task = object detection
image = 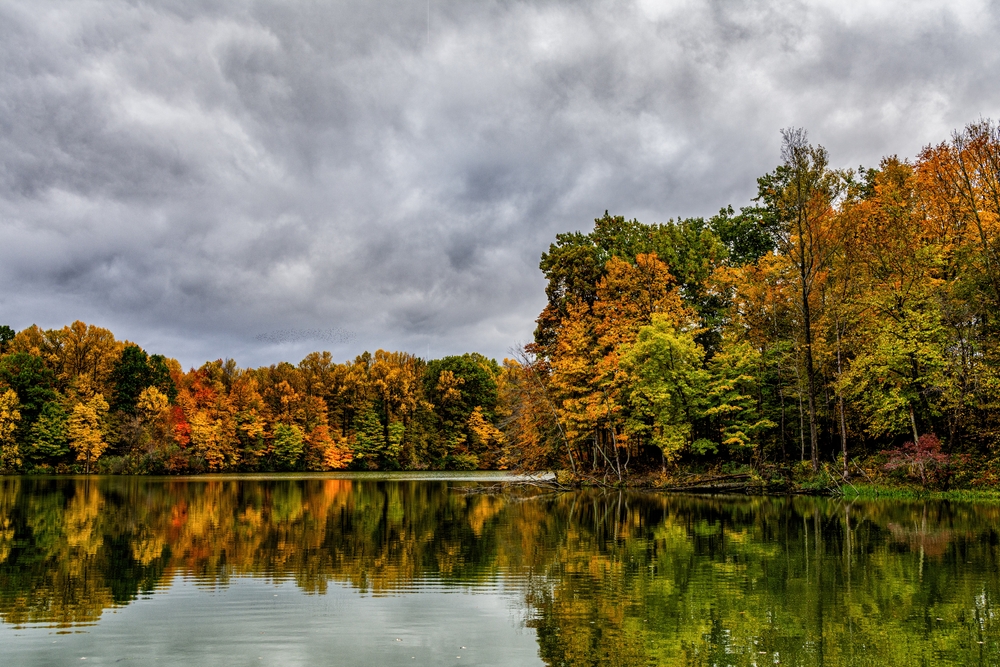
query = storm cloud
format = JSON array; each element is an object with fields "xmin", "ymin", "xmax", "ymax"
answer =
[{"xmin": 1, "ymin": 0, "xmax": 998, "ymax": 367}]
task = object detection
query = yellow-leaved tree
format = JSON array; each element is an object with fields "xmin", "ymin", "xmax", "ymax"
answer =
[
  {"xmin": 0, "ymin": 389, "xmax": 22, "ymax": 471},
  {"xmin": 467, "ymin": 406, "xmax": 504, "ymax": 468},
  {"xmin": 69, "ymin": 394, "xmax": 109, "ymax": 473},
  {"xmin": 188, "ymin": 409, "xmax": 238, "ymax": 471},
  {"xmin": 137, "ymin": 386, "xmax": 169, "ymax": 417},
  {"xmin": 136, "ymin": 386, "xmax": 171, "ymax": 453}
]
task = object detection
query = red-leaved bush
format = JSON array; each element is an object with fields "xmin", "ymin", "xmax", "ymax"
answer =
[{"xmin": 881, "ymin": 434, "xmax": 953, "ymax": 487}]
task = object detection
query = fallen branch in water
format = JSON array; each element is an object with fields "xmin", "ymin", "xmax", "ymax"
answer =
[
  {"xmin": 456, "ymin": 476, "xmax": 573, "ymax": 495},
  {"xmin": 654, "ymin": 471, "xmax": 800, "ymax": 495},
  {"xmin": 660, "ymin": 473, "xmax": 751, "ymax": 488}
]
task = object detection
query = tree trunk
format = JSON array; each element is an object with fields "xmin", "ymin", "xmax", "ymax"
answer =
[
  {"xmin": 800, "ymin": 250, "xmax": 820, "ymax": 471},
  {"xmin": 794, "ymin": 363, "xmax": 806, "ymax": 462},
  {"xmin": 836, "ymin": 321, "xmax": 849, "ymax": 479},
  {"xmin": 520, "ymin": 349, "xmax": 576, "ymax": 476}
]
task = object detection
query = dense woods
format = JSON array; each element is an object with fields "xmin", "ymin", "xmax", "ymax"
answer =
[
  {"xmin": 4, "ymin": 120, "xmax": 1000, "ymax": 483},
  {"xmin": 505, "ymin": 120, "xmax": 1000, "ymax": 486}
]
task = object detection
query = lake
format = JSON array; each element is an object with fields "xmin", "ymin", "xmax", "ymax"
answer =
[{"xmin": 0, "ymin": 474, "xmax": 997, "ymax": 666}]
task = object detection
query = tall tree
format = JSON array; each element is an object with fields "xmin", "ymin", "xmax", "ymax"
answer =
[{"xmin": 755, "ymin": 129, "xmax": 843, "ymax": 469}]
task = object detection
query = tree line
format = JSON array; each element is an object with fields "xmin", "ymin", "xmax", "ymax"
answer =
[
  {"xmin": 3, "ymin": 120, "xmax": 1000, "ymax": 480},
  {"xmin": 0, "ymin": 322, "xmax": 504, "ymax": 473}
]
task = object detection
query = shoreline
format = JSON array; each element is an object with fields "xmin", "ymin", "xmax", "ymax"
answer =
[{"xmin": 9, "ymin": 469, "xmax": 1000, "ymax": 503}]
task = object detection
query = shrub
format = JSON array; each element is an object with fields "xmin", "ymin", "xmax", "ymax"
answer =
[{"xmin": 881, "ymin": 434, "xmax": 954, "ymax": 488}]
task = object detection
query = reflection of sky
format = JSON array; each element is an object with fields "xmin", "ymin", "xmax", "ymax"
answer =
[{"xmin": 1, "ymin": 577, "xmax": 543, "ymax": 667}]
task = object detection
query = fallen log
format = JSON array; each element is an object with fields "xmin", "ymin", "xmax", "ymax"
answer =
[
  {"xmin": 661, "ymin": 473, "xmax": 751, "ymax": 488},
  {"xmin": 659, "ymin": 482, "xmax": 757, "ymax": 493}
]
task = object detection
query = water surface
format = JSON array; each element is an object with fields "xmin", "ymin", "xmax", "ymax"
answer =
[{"xmin": 0, "ymin": 475, "xmax": 997, "ymax": 665}]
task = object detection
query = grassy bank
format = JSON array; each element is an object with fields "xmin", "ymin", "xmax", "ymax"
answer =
[
  {"xmin": 573, "ymin": 462, "xmax": 1000, "ymax": 501},
  {"xmin": 836, "ymin": 483, "xmax": 1000, "ymax": 503}
]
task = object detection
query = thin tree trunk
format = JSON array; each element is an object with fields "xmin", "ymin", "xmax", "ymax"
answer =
[
  {"xmin": 593, "ymin": 434, "xmax": 599, "ymax": 472},
  {"xmin": 802, "ymin": 285, "xmax": 820, "ymax": 471},
  {"xmin": 610, "ymin": 424, "xmax": 622, "ymax": 484},
  {"xmin": 794, "ymin": 363, "xmax": 806, "ymax": 462},
  {"xmin": 778, "ymin": 352, "xmax": 788, "ymax": 460},
  {"xmin": 520, "ymin": 351, "xmax": 577, "ymax": 476},
  {"xmin": 954, "ymin": 144, "xmax": 1000, "ymax": 308},
  {"xmin": 836, "ymin": 320, "xmax": 849, "ymax": 479}
]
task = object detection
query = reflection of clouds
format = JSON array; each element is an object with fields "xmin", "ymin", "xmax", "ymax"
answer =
[
  {"xmin": 0, "ymin": 578, "xmax": 543, "ymax": 667},
  {"xmin": 255, "ymin": 328, "xmax": 356, "ymax": 345}
]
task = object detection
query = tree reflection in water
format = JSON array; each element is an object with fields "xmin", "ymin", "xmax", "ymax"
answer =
[{"xmin": 0, "ymin": 477, "xmax": 998, "ymax": 666}]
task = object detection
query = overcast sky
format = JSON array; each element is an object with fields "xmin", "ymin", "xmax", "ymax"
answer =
[{"xmin": 2, "ymin": 0, "xmax": 998, "ymax": 369}]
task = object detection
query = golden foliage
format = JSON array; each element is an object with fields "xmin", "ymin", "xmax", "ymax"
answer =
[
  {"xmin": 0, "ymin": 389, "xmax": 21, "ymax": 470},
  {"xmin": 68, "ymin": 394, "xmax": 109, "ymax": 472},
  {"xmin": 188, "ymin": 409, "xmax": 239, "ymax": 471},
  {"xmin": 436, "ymin": 370, "xmax": 465, "ymax": 405},
  {"xmin": 137, "ymin": 386, "xmax": 169, "ymax": 420}
]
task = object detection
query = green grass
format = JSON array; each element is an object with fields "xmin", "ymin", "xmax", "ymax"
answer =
[{"xmin": 838, "ymin": 483, "xmax": 1000, "ymax": 503}]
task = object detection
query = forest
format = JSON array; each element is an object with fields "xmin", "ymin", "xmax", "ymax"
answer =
[{"xmin": 3, "ymin": 120, "xmax": 1000, "ymax": 485}]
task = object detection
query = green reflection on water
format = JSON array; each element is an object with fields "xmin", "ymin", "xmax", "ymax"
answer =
[{"xmin": 1, "ymin": 476, "xmax": 998, "ymax": 666}]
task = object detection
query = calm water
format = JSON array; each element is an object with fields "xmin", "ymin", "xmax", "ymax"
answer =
[{"xmin": 0, "ymin": 475, "xmax": 998, "ymax": 666}]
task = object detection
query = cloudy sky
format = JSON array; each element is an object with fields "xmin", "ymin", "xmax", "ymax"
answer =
[{"xmin": 2, "ymin": 0, "xmax": 998, "ymax": 369}]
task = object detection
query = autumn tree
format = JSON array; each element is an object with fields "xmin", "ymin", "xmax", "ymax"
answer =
[
  {"xmin": 835, "ymin": 158, "xmax": 950, "ymax": 445},
  {"xmin": 920, "ymin": 121, "xmax": 1000, "ymax": 311},
  {"xmin": 497, "ymin": 353, "xmax": 572, "ymax": 472},
  {"xmin": 0, "ymin": 389, "xmax": 21, "ymax": 471},
  {"xmin": 711, "ymin": 253, "xmax": 799, "ymax": 460},
  {"xmin": 423, "ymin": 353, "xmax": 501, "ymax": 468},
  {"xmin": 47, "ymin": 321, "xmax": 123, "ymax": 397},
  {"xmin": 176, "ymin": 364, "xmax": 239, "ymax": 471},
  {"xmin": 69, "ymin": 394, "xmax": 109, "ymax": 473},
  {"xmin": 304, "ymin": 424, "xmax": 353, "ymax": 470},
  {"xmin": 228, "ymin": 374, "xmax": 268, "ymax": 467}
]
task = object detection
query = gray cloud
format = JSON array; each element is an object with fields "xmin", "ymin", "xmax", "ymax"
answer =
[{"xmin": 1, "ymin": 0, "xmax": 999, "ymax": 368}]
